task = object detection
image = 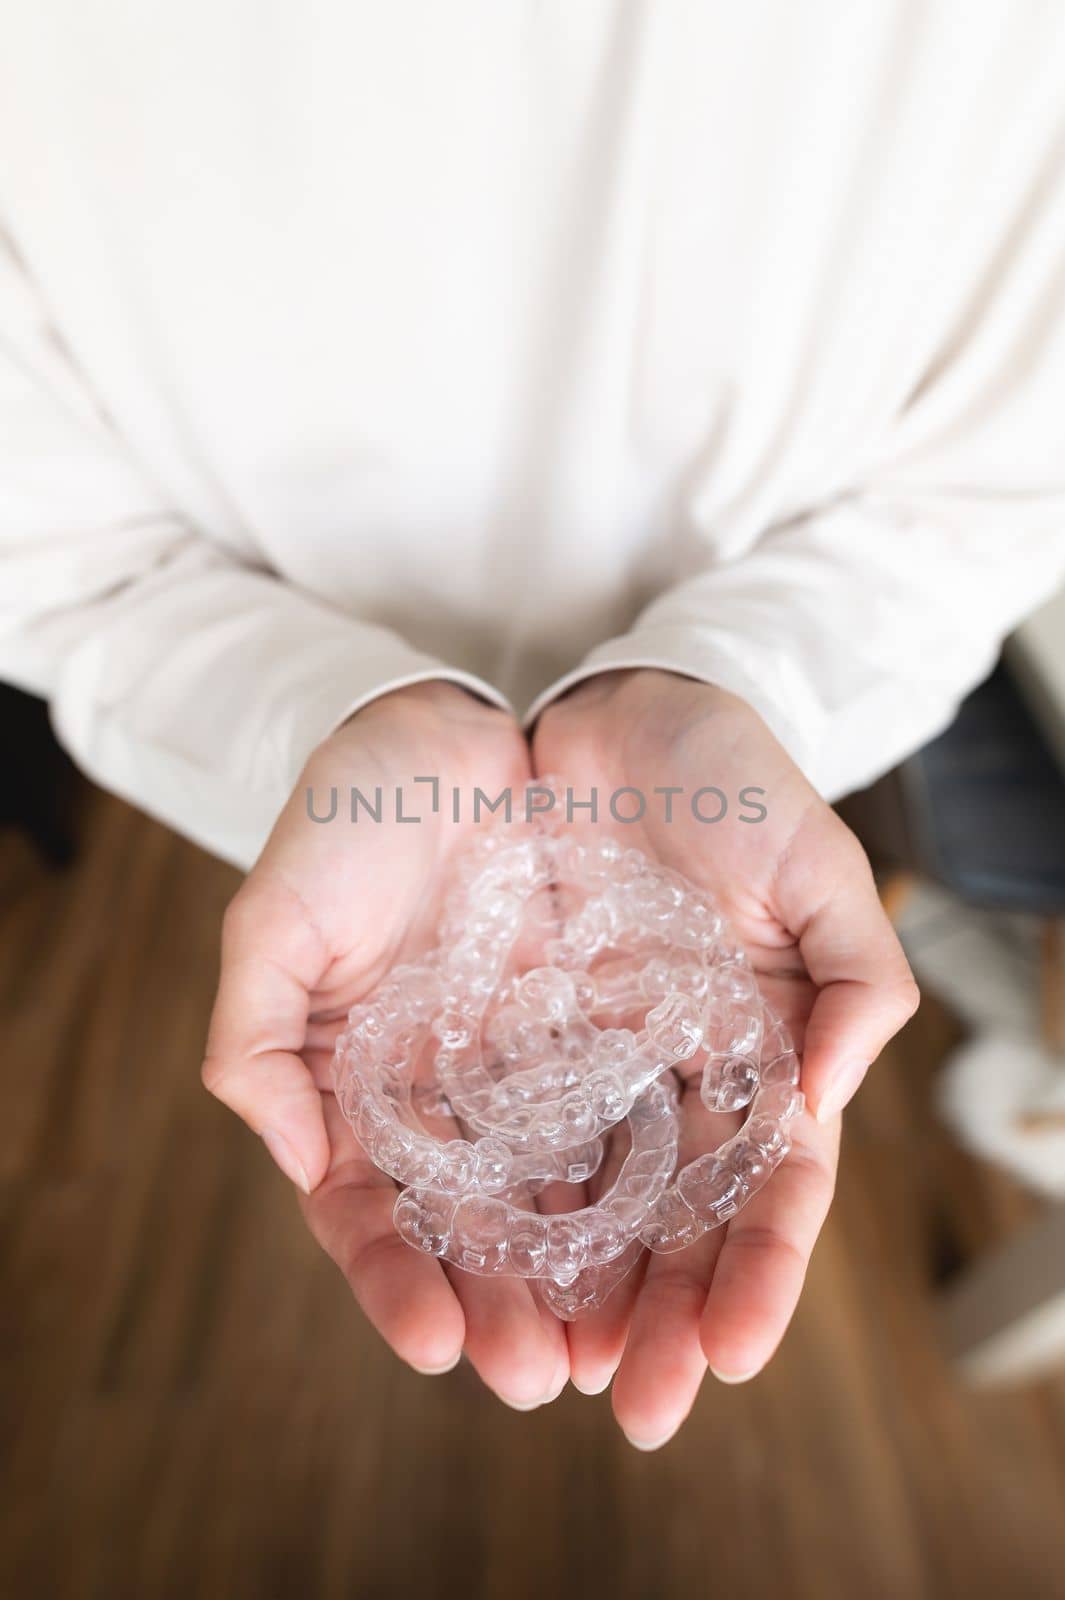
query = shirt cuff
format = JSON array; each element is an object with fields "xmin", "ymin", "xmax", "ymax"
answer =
[
  {"xmin": 287, "ymin": 655, "xmax": 514, "ymax": 779},
  {"xmin": 522, "ymin": 625, "xmax": 823, "ymax": 781}
]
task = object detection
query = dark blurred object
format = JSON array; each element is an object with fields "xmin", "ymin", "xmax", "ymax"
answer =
[
  {"xmin": 0, "ymin": 682, "xmax": 83, "ymax": 867},
  {"xmin": 838, "ymin": 663, "xmax": 1065, "ymax": 916},
  {"xmin": 840, "ymin": 659, "xmax": 1065, "ymax": 1387}
]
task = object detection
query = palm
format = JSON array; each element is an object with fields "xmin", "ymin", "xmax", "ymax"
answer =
[
  {"xmin": 206, "ymin": 673, "xmax": 914, "ymax": 1440},
  {"xmin": 531, "ymin": 670, "xmax": 915, "ymax": 1445},
  {"xmin": 206, "ymin": 685, "xmax": 570, "ymax": 1407}
]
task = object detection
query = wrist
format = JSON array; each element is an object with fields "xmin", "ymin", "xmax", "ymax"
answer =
[
  {"xmin": 541, "ymin": 668, "xmax": 751, "ymax": 731},
  {"xmin": 324, "ymin": 675, "xmax": 525, "ymax": 785},
  {"xmin": 352, "ymin": 677, "xmax": 484, "ymax": 721}
]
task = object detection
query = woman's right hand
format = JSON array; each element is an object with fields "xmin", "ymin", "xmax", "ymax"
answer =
[{"xmin": 202, "ymin": 682, "xmax": 570, "ymax": 1408}]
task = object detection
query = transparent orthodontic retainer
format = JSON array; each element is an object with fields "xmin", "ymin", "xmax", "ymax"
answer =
[{"xmin": 332, "ymin": 821, "xmax": 804, "ymax": 1318}]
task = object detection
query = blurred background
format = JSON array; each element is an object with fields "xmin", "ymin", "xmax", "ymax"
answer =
[{"xmin": 3, "ymin": 592, "xmax": 1065, "ymax": 1600}]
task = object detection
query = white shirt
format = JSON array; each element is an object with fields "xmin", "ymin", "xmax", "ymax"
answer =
[{"xmin": 2, "ymin": 1, "xmax": 1064, "ymax": 867}]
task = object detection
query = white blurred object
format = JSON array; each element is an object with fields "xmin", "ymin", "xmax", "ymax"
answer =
[
  {"xmin": 935, "ymin": 1032, "xmax": 1065, "ymax": 1198},
  {"xmin": 895, "ymin": 882, "xmax": 1040, "ymax": 1035},
  {"xmin": 893, "ymin": 882, "xmax": 1065, "ymax": 1197}
]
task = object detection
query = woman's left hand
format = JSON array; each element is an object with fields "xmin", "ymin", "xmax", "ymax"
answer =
[{"xmin": 532, "ymin": 669, "xmax": 919, "ymax": 1449}]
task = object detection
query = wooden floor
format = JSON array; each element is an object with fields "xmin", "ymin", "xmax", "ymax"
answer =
[{"xmin": 3, "ymin": 787, "xmax": 1065, "ymax": 1600}]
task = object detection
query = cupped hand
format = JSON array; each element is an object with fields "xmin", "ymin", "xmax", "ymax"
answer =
[
  {"xmin": 203, "ymin": 682, "xmax": 569, "ymax": 1408},
  {"xmin": 532, "ymin": 669, "xmax": 919, "ymax": 1446}
]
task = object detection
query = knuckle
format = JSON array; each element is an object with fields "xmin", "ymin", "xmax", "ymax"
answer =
[
  {"xmin": 837, "ymin": 822, "xmax": 874, "ymax": 878},
  {"xmin": 339, "ymin": 1225, "xmax": 407, "ymax": 1286},
  {"xmin": 896, "ymin": 972, "xmax": 921, "ymax": 1021},
  {"xmin": 783, "ymin": 1143, "xmax": 835, "ymax": 1194},
  {"xmin": 220, "ymin": 889, "xmax": 256, "ymax": 945},
  {"xmin": 728, "ymin": 1223, "xmax": 808, "ymax": 1277},
  {"xmin": 200, "ymin": 1052, "xmax": 230, "ymax": 1099},
  {"xmin": 642, "ymin": 1266, "xmax": 710, "ymax": 1317},
  {"xmin": 220, "ymin": 884, "xmax": 274, "ymax": 955}
]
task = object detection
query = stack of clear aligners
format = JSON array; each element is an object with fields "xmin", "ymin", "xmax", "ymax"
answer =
[{"xmin": 333, "ymin": 814, "xmax": 804, "ymax": 1319}]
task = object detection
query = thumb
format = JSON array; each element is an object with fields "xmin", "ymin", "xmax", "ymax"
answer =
[
  {"xmin": 778, "ymin": 819, "xmax": 920, "ymax": 1121},
  {"xmin": 202, "ymin": 883, "xmax": 332, "ymax": 1191}
]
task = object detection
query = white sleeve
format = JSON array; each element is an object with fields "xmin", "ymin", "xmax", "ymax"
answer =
[
  {"xmin": 526, "ymin": 160, "xmax": 1065, "ymax": 801},
  {"xmin": 0, "ymin": 236, "xmax": 508, "ymax": 869},
  {"xmin": 525, "ymin": 488, "xmax": 1065, "ymax": 802}
]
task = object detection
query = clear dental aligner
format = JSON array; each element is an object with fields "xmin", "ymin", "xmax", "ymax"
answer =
[
  {"xmin": 638, "ymin": 1012, "xmax": 804, "ymax": 1254},
  {"xmin": 393, "ymin": 1076, "xmax": 680, "ymax": 1285},
  {"xmin": 332, "ymin": 801, "xmax": 805, "ymax": 1316},
  {"xmin": 432, "ymin": 838, "xmax": 758, "ymax": 1147}
]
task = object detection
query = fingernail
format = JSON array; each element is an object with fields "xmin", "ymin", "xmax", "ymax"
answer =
[
  {"xmin": 710, "ymin": 1365, "xmax": 760, "ymax": 1385},
  {"xmin": 261, "ymin": 1127, "xmax": 311, "ymax": 1193},
  {"xmin": 542, "ymin": 1371, "xmax": 569, "ymax": 1405},
  {"xmin": 498, "ymin": 1394, "xmax": 544, "ymax": 1412},
  {"xmin": 571, "ymin": 1372, "xmax": 613, "ymax": 1396},
  {"xmin": 816, "ymin": 1060, "xmax": 868, "ymax": 1123},
  {"xmin": 622, "ymin": 1429, "xmax": 676, "ymax": 1453},
  {"xmin": 499, "ymin": 1369, "xmax": 568, "ymax": 1410},
  {"xmin": 410, "ymin": 1352, "xmax": 462, "ymax": 1376}
]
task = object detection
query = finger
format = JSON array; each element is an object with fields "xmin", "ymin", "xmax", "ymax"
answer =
[
  {"xmin": 303, "ymin": 1096, "xmax": 466, "ymax": 1373},
  {"xmin": 447, "ymin": 1267, "xmax": 569, "ymax": 1410},
  {"xmin": 203, "ymin": 883, "xmax": 332, "ymax": 1191},
  {"xmin": 777, "ymin": 819, "xmax": 919, "ymax": 1120},
  {"xmin": 565, "ymin": 1251, "xmax": 645, "ymax": 1395},
  {"xmin": 610, "ymin": 1224, "xmax": 724, "ymax": 1451},
  {"xmin": 378, "ymin": 1031, "xmax": 571, "ymax": 1409},
  {"xmin": 559, "ymin": 1119, "xmax": 642, "ymax": 1395},
  {"xmin": 609, "ymin": 1090, "xmax": 736, "ymax": 1450},
  {"xmin": 699, "ymin": 1109, "xmax": 840, "ymax": 1381}
]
